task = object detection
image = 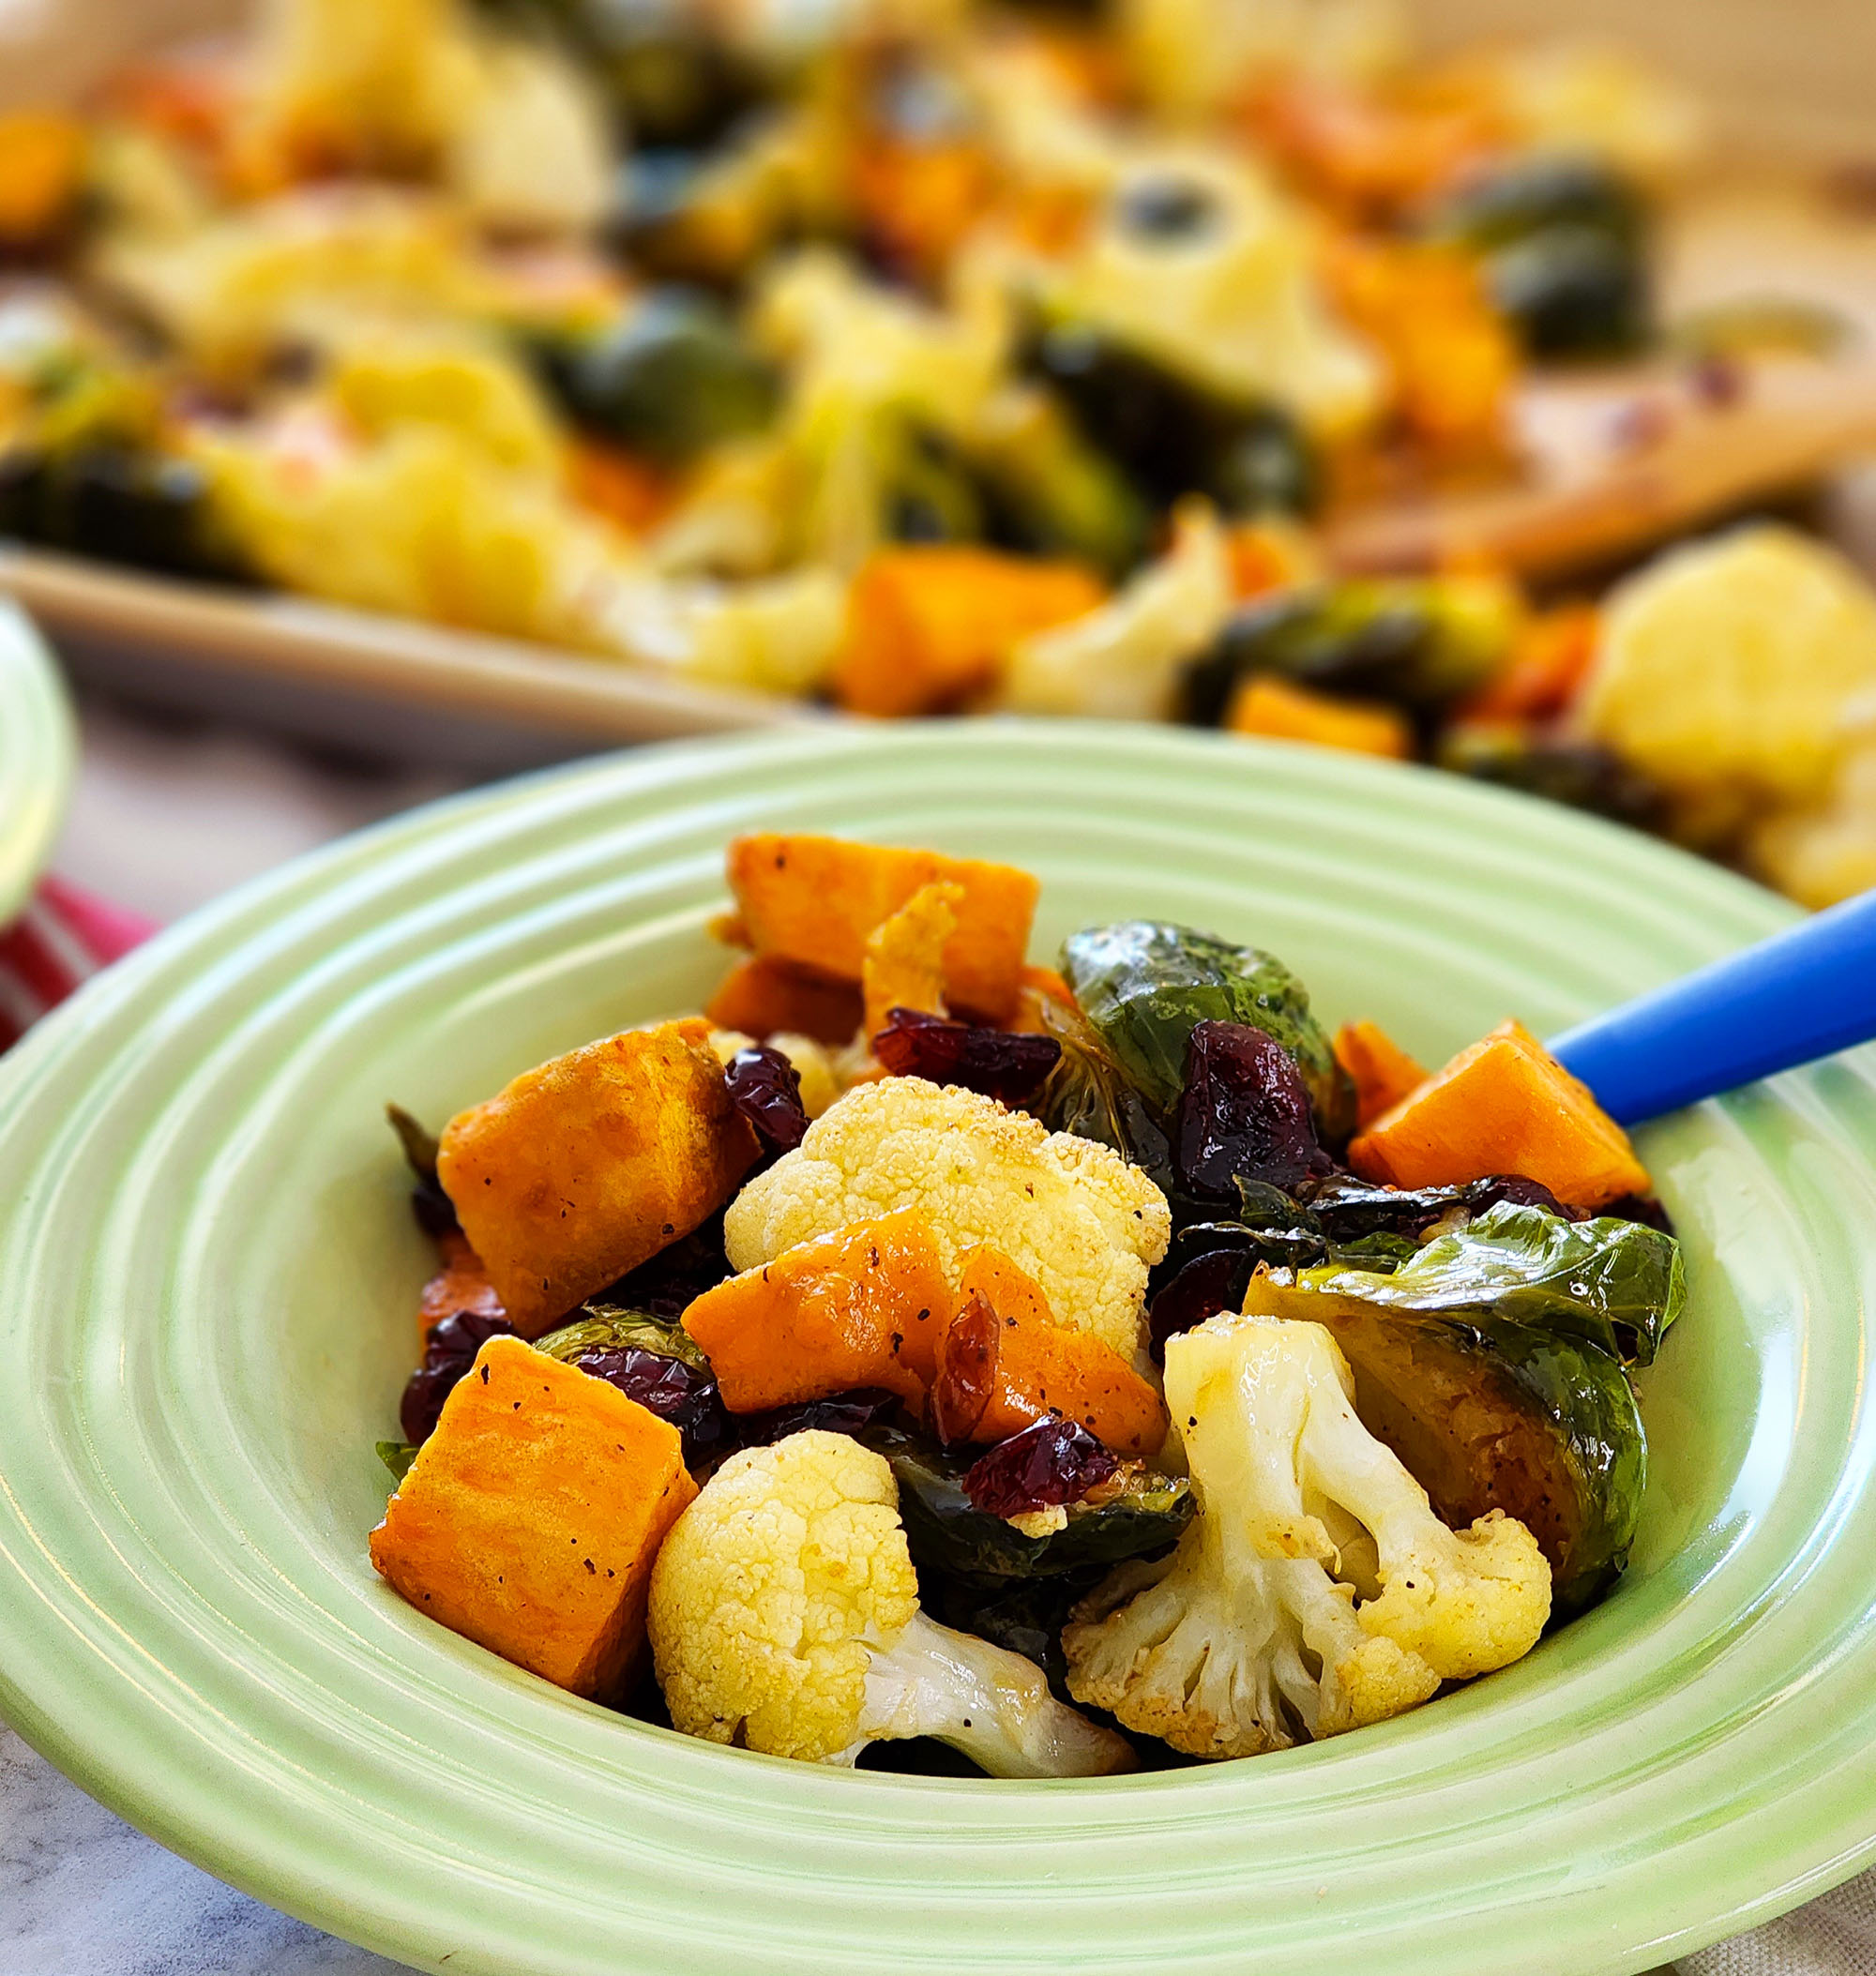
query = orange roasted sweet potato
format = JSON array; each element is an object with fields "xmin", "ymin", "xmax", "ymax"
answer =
[
  {"xmin": 683, "ymin": 1211, "xmax": 954, "ymax": 1413},
  {"xmin": 1348, "ymin": 1018, "xmax": 1649, "ymax": 1209},
  {"xmin": 1334, "ymin": 1019, "xmax": 1430, "ymax": 1132},
  {"xmin": 437, "ymin": 1018, "xmax": 758, "ymax": 1335},
  {"xmin": 370, "ymin": 1335, "xmax": 696, "ymax": 1699},
  {"xmin": 704, "ymin": 952, "xmax": 864, "ymax": 1047},
  {"xmin": 929, "ymin": 1248, "xmax": 1168, "ymax": 1457},
  {"xmin": 0, "ymin": 112, "xmax": 86, "ymax": 243},
  {"xmin": 834, "ymin": 548, "xmax": 1103, "ymax": 718},
  {"xmin": 1227, "ymin": 675, "xmax": 1412, "ymax": 760},
  {"xmin": 417, "ymin": 1229, "xmax": 507, "ymax": 1348},
  {"xmin": 725, "ymin": 835, "xmax": 1039, "ymax": 1021}
]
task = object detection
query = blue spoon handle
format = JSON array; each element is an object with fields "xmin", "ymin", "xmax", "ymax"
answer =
[{"xmin": 1548, "ymin": 889, "xmax": 1876, "ymax": 1127}]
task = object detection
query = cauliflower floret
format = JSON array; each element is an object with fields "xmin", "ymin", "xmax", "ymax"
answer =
[
  {"xmin": 1579, "ymin": 524, "xmax": 1876, "ymax": 847},
  {"xmin": 722, "ymin": 1077, "xmax": 1172, "ymax": 1361},
  {"xmin": 997, "ymin": 499, "xmax": 1233, "ymax": 719},
  {"xmin": 649, "ymin": 1431, "xmax": 1135, "ymax": 1775},
  {"xmin": 1063, "ymin": 1313, "xmax": 1550, "ymax": 1757}
]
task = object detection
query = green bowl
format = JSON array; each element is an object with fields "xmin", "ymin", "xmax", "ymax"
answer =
[
  {"xmin": 0, "ymin": 597, "xmax": 73, "ymax": 923},
  {"xmin": 1, "ymin": 723, "xmax": 1871, "ymax": 1976}
]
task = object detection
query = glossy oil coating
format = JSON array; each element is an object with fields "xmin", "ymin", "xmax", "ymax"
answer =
[{"xmin": 0, "ymin": 722, "xmax": 1871, "ymax": 1976}]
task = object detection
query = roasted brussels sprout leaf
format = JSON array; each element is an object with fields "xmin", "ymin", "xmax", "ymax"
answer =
[
  {"xmin": 1426, "ymin": 154, "xmax": 1646, "ymax": 254},
  {"xmin": 863, "ymin": 1426, "xmax": 1194, "ymax": 1581},
  {"xmin": 1487, "ymin": 227, "xmax": 1651, "ymax": 362},
  {"xmin": 1182, "ymin": 581, "xmax": 1507, "ymax": 726},
  {"xmin": 386, "ymin": 1102, "xmax": 457, "ymax": 1235},
  {"xmin": 1243, "ymin": 1275, "xmax": 1645, "ymax": 1613},
  {"xmin": 377, "ymin": 1440, "xmax": 419, "ymax": 1483},
  {"xmin": 1033, "ymin": 987, "xmax": 1179, "ymax": 1194},
  {"xmin": 1438, "ymin": 730, "xmax": 1667, "ymax": 831},
  {"xmin": 529, "ymin": 290, "xmax": 779, "ymax": 464},
  {"xmin": 1062, "ymin": 920, "xmax": 1355, "ymax": 1144},
  {"xmin": 737, "ymin": 1387, "xmax": 905, "ymax": 1446},
  {"xmin": 537, "ymin": 1305, "xmax": 712, "ymax": 1374},
  {"xmin": 1301, "ymin": 1171, "xmax": 1574, "ymax": 1241},
  {"xmin": 968, "ymin": 386, "xmax": 1152, "ymax": 578},
  {"xmin": 1300, "ymin": 1199, "xmax": 1685, "ymax": 1365},
  {"xmin": 0, "ymin": 442, "xmax": 252, "ymax": 582},
  {"xmin": 1025, "ymin": 320, "xmax": 1316, "ymax": 517}
]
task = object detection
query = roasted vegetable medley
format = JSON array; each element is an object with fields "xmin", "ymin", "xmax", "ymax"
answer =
[
  {"xmin": 6, "ymin": 0, "xmax": 1875, "ymax": 903},
  {"xmin": 371, "ymin": 832, "xmax": 1685, "ymax": 1772}
]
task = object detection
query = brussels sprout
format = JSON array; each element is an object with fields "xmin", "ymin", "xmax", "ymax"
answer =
[
  {"xmin": 863, "ymin": 1426, "xmax": 1194, "ymax": 1581},
  {"xmin": 1025, "ymin": 321, "xmax": 1317, "ymax": 518},
  {"xmin": 1438, "ymin": 727, "xmax": 1667, "ymax": 829},
  {"xmin": 1244, "ymin": 1276, "xmax": 1645, "ymax": 1613},
  {"xmin": 386, "ymin": 1102, "xmax": 457, "ymax": 1236},
  {"xmin": 528, "ymin": 291, "xmax": 779, "ymax": 463},
  {"xmin": 0, "ymin": 441, "xmax": 250, "ymax": 581},
  {"xmin": 1182, "ymin": 579, "xmax": 1512, "ymax": 725},
  {"xmin": 1061, "ymin": 920, "xmax": 1355, "ymax": 1144},
  {"xmin": 537, "ymin": 1304, "xmax": 712, "ymax": 1373},
  {"xmin": 1299, "ymin": 1199, "xmax": 1686, "ymax": 1366},
  {"xmin": 1425, "ymin": 154, "xmax": 1646, "ymax": 254},
  {"xmin": 967, "ymin": 386, "xmax": 1151, "ymax": 578},
  {"xmin": 377, "ymin": 1440, "xmax": 419, "ymax": 1482},
  {"xmin": 879, "ymin": 421, "xmax": 985, "ymax": 545},
  {"xmin": 1425, "ymin": 157, "xmax": 1652, "ymax": 361},
  {"xmin": 1486, "ymin": 224, "xmax": 1651, "ymax": 362}
]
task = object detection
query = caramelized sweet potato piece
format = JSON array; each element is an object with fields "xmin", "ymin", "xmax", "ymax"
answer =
[
  {"xmin": 862, "ymin": 881, "xmax": 961, "ymax": 1037},
  {"xmin": 437, "ymin": 1018, "xmax": 758, "ymax": 1335},
  {"xmin": 0, "ymin": 112, "xmax": 86, "ymax": 243},
  {"xmin": 725, "ymin": 835, "xmax": 1039, "ymax": 1022},
  {"xmin": 370, "ymin": 1335, "xmax": 696, "ymax": 1699},
  {"xmin": 930, "ymin": 1248, "xmax": 1168, "ymax": 1457},
  {"xmin": 1334, "ymin": 1019, "xmax": 1430, "ymax": 1132},
  {"xmin": 1227, "ymin": 675, "xmax": 1412, "ymax": 759},
  {"xmin": 1349, "ymin": 1018, "xmax": 1649, "ymax": 1209},
  {"xmin": 704, "ymin": 952, "xmax": 864, "ymax": 1047},
  {"xmin": 835, "ymin": 548, "xmax": 1103, "ymax": 718},
  {"xmin": 417, "ymin": 1229, "xmax": 507, "ymax": 1348},
  {"xmin": 683, "ymin": 1211, "xmax": 953, "ymax": 1413}
]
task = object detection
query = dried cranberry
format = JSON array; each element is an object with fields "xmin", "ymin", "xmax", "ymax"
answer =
[
  {"xmin": 399, "ymin": 1307, "xmax": 517, "ymax": 1444},
  {"xmin": 963, "ymin": 1417, "xmax": 1118, "ymax": 1519},
  {"xmin": 739, "ymin": 1387, "xmax": 905, "ymax": 1446},
  {"xmin": 724, "ymin": 1046, "xmax": 809, "ymax": 1161},
  {"xmin": 873, "ymin": 1007, "xmax": 1061, "ymax": 1108},
  {"xmin": 1602, "ymin": 1191, "xmax": 1675, "ymax": 1235},
  {"xmin": 595, "ymin": 1211, "xmax": 733, "ymax": 1320},
  {"xmin": 1148, "ymin": 1244, "xmax": 1255, "ymax": 1359},
  {"xmin": 572, "ymin": 1346, "xmax": 734, "ymax": 1466},
  {"xmin": 1174, "ymin": 1019, "xmax": 1324, "ymax": 1199}
]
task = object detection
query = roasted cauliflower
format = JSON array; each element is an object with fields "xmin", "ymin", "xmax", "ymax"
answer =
[
  {"xmin": 1062, "ymin": 1312, "xmax": 1551, "ymax": 1757},
  {"xmin": 648, "ymin": 1430, "xmax": 1136, "ymax": 1775},
  {"xmin": 722, "ymin": 1076, "xmax": 1172, "ymax": 1361}
]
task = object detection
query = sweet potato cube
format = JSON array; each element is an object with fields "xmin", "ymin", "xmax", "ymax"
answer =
[
  {"xmin": 370, "ymin": 1336, "xmax": 696, "ymax": 1699},
  {"xmin": 725, "ymin": 835, "xmax": 1039, "ymax": 1021},
  {"xmin": 1334, "ymin": 1019, "xmax": 1430, "ymax": 1132},
  {"xmin": 437, "ymin": 1018, "xmax": 757, "ymax": 1335},
  {"xmin": 683, "ymin": 1211, "xmax": 952, "ymax": 1413},
  {"xmin": 1348, "ymin": 1018, "xmax": 1650, "ymax": 1209},
  {"xmin": 834, "ymin": 547, "xmax": 1103, "ymax": 718},
  {"xmin": 930, "ymin": 1247, "xmax": 1169, "ymax": 1457},
  {"xmin": 1226, "ymin": 675, "xmax": 1412, "ymax": 759},
  {"xmin": 704, "ymin": 952, "xmax": 863, "ymax": 1047}
]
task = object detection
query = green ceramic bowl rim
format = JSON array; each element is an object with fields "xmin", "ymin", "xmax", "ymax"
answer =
[
  {"xmin": 0, "ymin": 721, "xmax": 1871, "ymax": 1976},
  {"xmin": 0, "ymin": 596, "xmax": 73, "ymax": 924}
]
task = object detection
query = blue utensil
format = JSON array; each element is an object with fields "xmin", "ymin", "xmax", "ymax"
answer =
[{"xmin": 1549, "ymin": 888, "xmax": 1876, "ymax": 1126}]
